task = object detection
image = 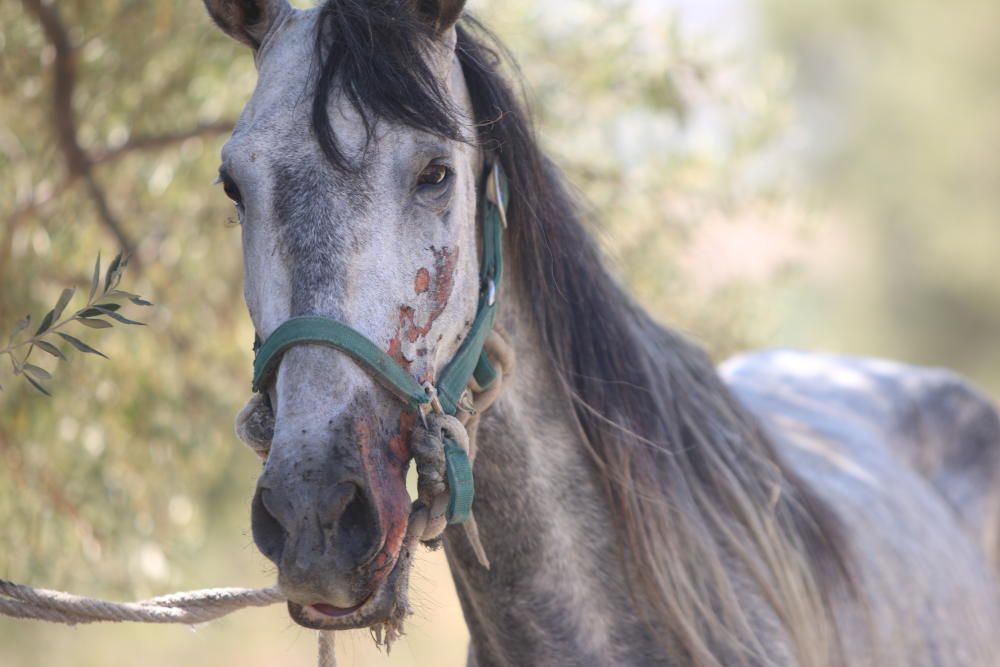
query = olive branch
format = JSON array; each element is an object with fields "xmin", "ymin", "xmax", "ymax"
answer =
[{"xmin": 0, "ymin": 252, "xmax": 152, "ymax": 396}]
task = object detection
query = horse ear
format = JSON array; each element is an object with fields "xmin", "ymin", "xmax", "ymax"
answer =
[
  {"xmin": 414, "ymin": 0, "xmax": 467, "ymax": 35},
  {"xmin": 202, "ymin": 0, "xmax": 291, "ymax": 50}
]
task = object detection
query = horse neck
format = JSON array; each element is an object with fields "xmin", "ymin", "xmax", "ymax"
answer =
[{"xmin": 441, "ymin": 282, "xmax": 667, "ymax": 666}]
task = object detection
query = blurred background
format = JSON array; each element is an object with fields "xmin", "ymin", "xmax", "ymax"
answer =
[{"xmin": 1, "ymin": 0, "xmax": 997, "ymax": 664}]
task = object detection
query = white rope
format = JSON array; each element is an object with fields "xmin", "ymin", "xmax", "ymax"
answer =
[
  {"xmin": 318, "ymin": 630, "xmax": 337, "ymax": 665},
  {"xmin": 0, "ymin": 580, "xmax": 283, "ymax": 624},
  {"xmin": 0, "ymin": 580, "xmax": 335, "ymax": 665}
]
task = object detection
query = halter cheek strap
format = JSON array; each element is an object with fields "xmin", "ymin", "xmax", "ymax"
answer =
[{"xmin": 250, "ymin": 161, "xmax": 509, "ymax": 525}]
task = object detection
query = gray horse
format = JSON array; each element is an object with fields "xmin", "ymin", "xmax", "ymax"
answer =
[{"xmin": 203, "ymin": 1, "xmax": 1000, "ymax": 664}]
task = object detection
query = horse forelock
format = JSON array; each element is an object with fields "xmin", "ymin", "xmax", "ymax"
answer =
[
  {"xmin": 305, "ymin": 4, "xmax": 855, "ymax": 665},
  {"xmin": 310, "ymin": 0, "xmax": 465, "ymax": 173}
]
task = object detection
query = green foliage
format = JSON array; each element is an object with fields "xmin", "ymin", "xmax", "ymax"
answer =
[
  {"xmin": 1, "ymin": 252, "xmax": 151, "ymax": 395},
  {"xmin": 760, "ymin": 0, "xmax": 1000, "ymax": 391},
  {"xmin": 479, "ymin": 0, "xmax": 804, "ymax": 355},
  {"xmin": 0, "ymin": 0, "xmax": 259, "ymax": 612}
]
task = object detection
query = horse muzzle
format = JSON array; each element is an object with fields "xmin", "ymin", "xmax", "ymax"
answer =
[
  {"xmin": 286, "ymin": 543, "xmax": 415, "ymax": 630},
  {"xmin": 249, "ymin": 408, "xmax": 414, "ymax": 626}
]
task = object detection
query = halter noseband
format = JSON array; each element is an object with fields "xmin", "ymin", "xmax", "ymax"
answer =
[{"xmin": 250, "ymin": 161, "xmax": 509, "ymax": 525}]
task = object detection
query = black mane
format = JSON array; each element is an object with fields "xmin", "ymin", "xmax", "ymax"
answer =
[
  {"xmin": 312, "ymin": 0, "xmax": 463, "ymax": 169},
  {"xmin": 309, "ymin": 3, "xmax": 851, "ymax": 664}
]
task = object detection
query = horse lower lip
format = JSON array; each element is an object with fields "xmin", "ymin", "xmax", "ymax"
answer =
[{"xmin": 310, "ymin": 599, "xmax": 368, "ymax": 617}]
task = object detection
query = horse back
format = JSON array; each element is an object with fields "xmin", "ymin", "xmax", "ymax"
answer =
[{"xmin": 721, "ymin": 349, "xmax": 1000, "ymax": 666}]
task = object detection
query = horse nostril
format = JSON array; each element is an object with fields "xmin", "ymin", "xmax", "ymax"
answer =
[
  {"xmin": 251, "ymin": 487, "xmax": 287, "ymax": 565},
  {"xmin": 336, "ymin": 484, "xmax": 381, "ymax": 568},
  {"xmin": 251, "ymin": 479, "xmax": 383, "ymax": 572}
]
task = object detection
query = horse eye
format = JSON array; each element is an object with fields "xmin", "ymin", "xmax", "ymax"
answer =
[
  {"xmin": 221, "ymin": 174, "xmax": 243, "ymax": 206},
  {"xmin": 417, "ymin": 163, "xmax": 451, "ymax": 187}
]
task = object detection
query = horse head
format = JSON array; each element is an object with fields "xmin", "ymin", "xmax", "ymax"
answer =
[{"xmin": 204, "ymin": 0, "xmax": 482, "ymax": 630}]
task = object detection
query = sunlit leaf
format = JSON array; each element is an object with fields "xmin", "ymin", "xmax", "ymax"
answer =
[
  {"xmin": 8, "ymin": 315, "xmax": 30, "ymax": 344},
  {"xmin": 79, "ymin": 303, "xmax": 121, "ymax": 317},
  {"xmin": 92, "ymin": 309, "xmax": 145, "ymax": 326},
  {"xmin": 22, "ymin": 363, "xmax": 52, "ymax": 381},
  {"xmin": 52, "ymin": 287, "xmax": 76, "ymax": 321},
  {"xmin": 109, "ymin": 291, "xmax": 154, "ymax": 307},
  {"xmin": 104, "ymin": 252, "xmax": 123, "ymax": 293},
  {"xmin": 77, "ymin": 318, "xmax": 113, "ymax": 329},
  {"xmin": 89, "ymin": 252, "xmax": 101, "ymax": 301},
  {"xmin": 34, "ymin": 340, "xmax": 66, "ymax": 360},
  {"xmin": 35, "ymin": 309, "xmax": 56, "ymax": 336},
  {"xmin": 56, "ymin": 332, "xmax": 109, "ymax": 358},
  {"xmin": 24, "ymin": 375, "xmax": 51, "ymax": 397}
]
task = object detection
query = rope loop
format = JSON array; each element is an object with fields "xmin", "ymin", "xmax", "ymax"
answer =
[{"xmin": 403, "ymin": 328, "xmax": 513, "ymax": 568}]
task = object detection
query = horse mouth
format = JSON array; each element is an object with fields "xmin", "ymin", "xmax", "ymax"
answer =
[
  {"xmin": 301, "ymin": 598, "xmax": 370, "ymax": 621},
  {"xmin": 285, "ymin": 544, "xmax": 412, "ymax": 631}
]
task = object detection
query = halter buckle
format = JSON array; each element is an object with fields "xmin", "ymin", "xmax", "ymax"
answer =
[
  {"xmin": 486, "ymin": 162, "xmax": 508, "ymax": 229},
  {"xmin": 421, "ymin": 381, "xmax": 444, "ymax": 416}
]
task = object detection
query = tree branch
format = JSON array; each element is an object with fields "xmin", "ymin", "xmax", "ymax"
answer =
[
  {"xmin": 91, "ymin": 121, "xmax": 235, "ymax": 166},
  {"xmin": 5, "ymin": 121, "xmax": 234, "ymax": 225},
  {"xmin": 82, "ymin": 172, "xmax": 133, "ymax": 254},
  {"xmin": 1, "ymin": 121, "xmax": 234, "ymax": 269},
  {"xmin": 8, "ymin": 2, "xmax": 234, "ymax": 271},
  {"xmin": 21, "ymin": 0, "xmax": 135, "ymax": 257},
  {"xmin": 21, "ymin": 0, "xmax": 87, "ymax": 177}
]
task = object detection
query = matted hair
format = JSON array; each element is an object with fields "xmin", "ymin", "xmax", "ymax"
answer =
[{"xmin": 309, "ymin": 2, "xmax": 853, "ymax": 664}]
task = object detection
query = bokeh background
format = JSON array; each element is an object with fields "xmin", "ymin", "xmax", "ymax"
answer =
[{"xmin": 1, "ymin": 0, "xmax": 998, "ymax": 665}]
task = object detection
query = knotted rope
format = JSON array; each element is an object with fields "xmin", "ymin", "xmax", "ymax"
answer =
[
  {"xmin": 0, "ymin": 328, "xmax": 514, "ymax": 667},
  {"xmin": 0, "ymin": 580, "xmax": 337, "ymax": 665},
  {"xmin": 406, "ymin": 329, "xmax": 515, "ymax": 568},
  {"xmin": 0, "ymin": 580, "xmax": 285, "ymax": 625}
]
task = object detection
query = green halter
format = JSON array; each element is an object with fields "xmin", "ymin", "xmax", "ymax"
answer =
[{"xmin": 251, "ymin": 161, "xmax": 508, "ymax": 525}]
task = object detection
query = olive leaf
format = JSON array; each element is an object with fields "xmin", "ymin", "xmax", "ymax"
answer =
[
  {"xmin": 109, "ymin": 290, "xmax": 153, "ymax": 307},
  {"xmin": 79, "ymin": 304, "xmax": 121, "ymax": 318},
  {"xmin": 56, "ymin": 333, "xmax": 109, "ymax": 359},
  {"xmin": 52, "ymin": 288, "xmax": 75, "ymax": 321},
  {"xmin": 34, "ymin": 340, "xmax": 66, "ymax": 360},
  {"xmin": 104, "ymin": 252, "xmax": 124, "ymax": 293},
  {"xmin": 24, "ymin": 375, "xmax": 51, "ymax": 396},
  {"xmin": 77, "ymin": 318, "xmax": 113, "ymax": 329},
  {"xmin": 89, "ymin": 252, "xmax": 101, "ymax": 301},
  {"xmin": 0, "ymin": 251, "xmax": 150, "ymax": 396},
  {"xmin": 8, "ymin": 315, "xmax": 30, "ymax": 345},
  {"xmin": 35, "ymin": 309, "xmax": 56, "ymax": 336},
  {"xmin": 94, "ymin": 310, "xmax": 145, "ymax": 327},
  {"xmin": 22, "ymin": 363, "xmax": 52, "ymax": 381}
]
